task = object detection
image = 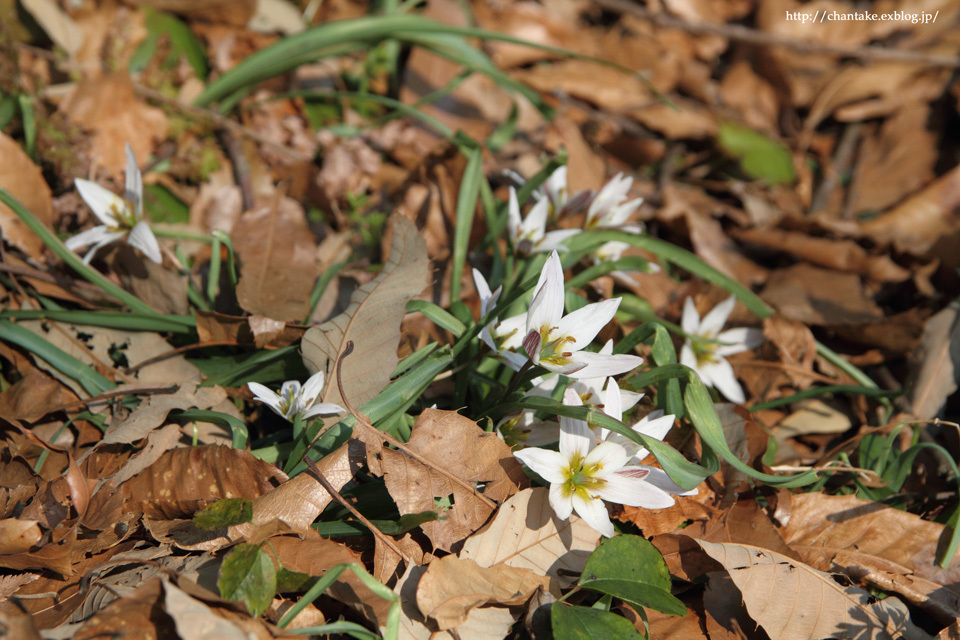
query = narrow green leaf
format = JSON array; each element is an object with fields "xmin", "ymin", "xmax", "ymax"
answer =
[
  {"xmin": 0, "ymin": 309, "xmax": 195, "ymax": 334},
  {"xmin": 0, "ymin": 320, "xmax": 114, "ymax": 395},
  {"xmin": 18, "ymin": 94, "xmax": 35, "ymax": 159},
  {"xmin": 580, "ymin": 536, "xmax": 686, "ymax": 616},
  {"xmin": 171, "ymin": 409, "xmax": 250, "ymax": 449},
  {"xmin": 450, "ymin": 146, "xmax": 483, "ymax": 302},
  {"xmin": 406, "ymin": 299, "xmax": 466, "ymax": 336},
  {"xmin": 218, "ymin": 544, "xmax": 277, "ymax": 618},
  {"xmin": 551, "ymin": 603, "xmax": 643, "ymax": 639},
  {"xmin": 193, "ymin": 498, "xmax": 253, "ymax": 530}
]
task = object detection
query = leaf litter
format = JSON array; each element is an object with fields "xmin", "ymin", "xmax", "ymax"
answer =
[{"xmin": 0, "ymin": 0, "xmax": 959, "ymax": 639}]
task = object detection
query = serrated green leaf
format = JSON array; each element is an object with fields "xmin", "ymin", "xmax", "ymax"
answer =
[
  {"xmin": 218, "ymin": 544, "xmax": 277, "ymax": 617},
  {"xmin": 717, "ymin": 122, "xmax": 795, "ymax": 185},
  {"xmin": 580, "ymin": 536, "xmax": 686, "ymax": 616},
  {"xmin": 551, "ymin": 603, "xmax": 643, "ymax": 639},
  {"xmin": 193, "ymin": 498, "xmax": 253, "ymax": 530}
]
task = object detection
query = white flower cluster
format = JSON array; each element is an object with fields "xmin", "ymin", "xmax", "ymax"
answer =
[{"xmin": 507, "ymin": 167, "xmax": 645, "ymax": 265}]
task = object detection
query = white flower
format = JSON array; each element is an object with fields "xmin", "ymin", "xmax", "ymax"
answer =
[
  {"xmin": 247, "ymin": 371, "xmax": 345, "ymax": 423},
  {"xmin": 592, "ymin": 379, "xmax": 697, "ymax": 498},
  {"xmin": 522, "ymin": 252, "xmax": 644, "ymax": 379},
  {"xmin": 585, "ymin": 173, "xmax": 644, "ymax": 231},
  {"xmin": 570, "ymin": 340, "xmax": 643, "ymax": 410},
  {"xmin": 65, "ymin": 143, "xmax": 162, "ymax": 265},
  {"xmin": 496, "ymin": 375, "xmax": 560, "ymax": 448},
  {"xmin": 680, "ymin": 296, "xmax": 764, "ymax": 404},
  {"xmin": 513, "ymin": 388, "xmax": 675, "ymax": 537},
  {"xmin": 472, "ymin": 268, "xmax": 529, "ymax": 371},
  {"xmin": 507, "ymin": 187, "xmax": 580, "ymax": 255}
]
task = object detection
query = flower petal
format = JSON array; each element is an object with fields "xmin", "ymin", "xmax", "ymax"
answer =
[
  {"xmin": 533, "ymin": 229, "xmax": 580, "ymax": 253},
  {"xmin": 571, "ymin": 492, "xmax": 614, "ymax": 537},
  {"xmin": 127, "ymin": 220, "xmax": 162, "ymax": 264},
  {"xmin": 680, "ymin": 342, "xmax": 701, "ymax": 377},
  {"xmin": 247, "ymin": 382, "xmax": 285, "ymax": 416},
  {"xmin": 716, "ymin": 327, "xmax": 764, "ymax": 356},
  {"xmin": 598, "ymin": 471, "xmax": 675, "ymax": 509},
  {"xmin": 64, "ymin": 225, "xmax": 121, "ymax": 251},
  {"xmin": 124, "ymin": 143, "xmax": 143, "ymax": 218},
  {"xmin": 521, "ymin": 197, "xmax": 549, "ymax": 242},
  {"xmin": 562, "ymin": 351, "xmax": 644, "ymax": 379},
  {"xmin": 549, "ymin": 482, "xmax": 574, "ymax": 520},
  {"xmin": 554, "ymin": 298, "xmax": 620, "ymax": 348},
  {"xmin": 602, "ymin": 378, "xmax": 622, "ymax": 422},
  {"xmin": 699, "ymin": 296, "xmax": 736, "ymax": 338},
  {"xmin": 640, "ymin": 466, "xmax": 699, "ymax": 496},
  {"xmin": 526, "ymin": 251, "xmax": 565, "ymax": 337},
  {"xmin": 303, "ymin": 402, "xmax": 346, "ymax": 419},
  {"xmin": 300, "ymin": 371, "xmax": 327, "ymax": 404},
  {"xmin": 701, "ymin": 357, "xmax": 745, "ymax": 404},
  {"xmin": 559, "ymin": 410, "xmax": 593, "ymax": 461},
  {"xmin": 681, "ymin": 297, "xmax": 700, "ymax": 335},
  {"xmin": 507, "ymin": 187, "xmax": 522, "ymax": 243},
  {"xmin": 75, "ymin": 179, "xmax": 127, "ymax": 227},
  {"xmin": 583, "ymin": 441, "xmax": 629, "ymax": 478},
  {"xmin": 631, "ymin": 413, "xmax": 676, "ymax": 443},
  {"xmin": 514, "ymin": 447, "xmax": 568, "ymax": 484}
]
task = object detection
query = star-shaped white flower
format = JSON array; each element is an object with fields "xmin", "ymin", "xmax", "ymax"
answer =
[
  {"xmin": 522, "ymin": 251, "xmax": 644, "ymax": 379},
  {"xmin": 507, "ymin": 187, "xmax": 580, "ymax": 255},
  {"xmin": 514, "ymin": 388, "xmax": 675, "ymax": 537},
  {"xmin": 570, "ymin": 340, "xmax": 643, "ymax": 410},
  {"xmin": 247, "ymin": 371, "xmax": 345, "ymax": 423},
  {"xmin": 680, "ymin": 296, "xmax": 764, "ymax": 404},
  {"xmin": 65, "ymin": 143, "xmax": 162, "ymax": 265},
  {"xmin": 585, "ymin": 173, "xmax": 644, "ymax": 231},
  {"xmin": 472, "ymin": 268, "xmax": 529, "ymax": 371}
]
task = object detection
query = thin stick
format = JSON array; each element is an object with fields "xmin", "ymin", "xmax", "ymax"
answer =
[
  {"xmin": 595, "ymin": 0, "xmax": 960, "ymax": 68},
  {"xmin": 124, "ymin": 340, "xmax": 239, "ymax": 374},
  {"xmin": 49, "ymin": 384, "xmax": 179, "ymax": 413},
  {"xmin": 336, "ymin": 342, "xmax": 498, "ymax": 510},
  {"xmin": 301, "ymin": 454, "xmax": 410, "ymax": 563}
]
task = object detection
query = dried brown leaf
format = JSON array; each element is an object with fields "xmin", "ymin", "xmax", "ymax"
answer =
[
  {"xmin": 459, "ymin": 488, "xmax": 600, "ymax": 595},
  {"xmin": 303, "ymin": 215, "xmax": 429, "ymax": 409},
  {"xmin": 0, "ymin": 519, "xmax": 41, "ymax": 555},
  {"xmin": 763, "ymin": 315, "xmax": 818, "ymax": 390},
  {"xmin": 0, "ymin": 131, "xmax": 53, "ymax": 260},
  {"xmin": 696, "ymin": 540, "xmax": 928, "ymax": 640},
  {"xmin": 907, "ymin": 299, "xmax": 960, "ymax": 419},
  {"xmin": 234, "ymin": 197, "xmax": 319, "ymax": 322},
  {"xmin": 415, "ymin": 555, "xmax": 545, "ymax": 629},
  {"xmin": 760, "ymin": 263, "xmax": 883, "ymax": 326}
]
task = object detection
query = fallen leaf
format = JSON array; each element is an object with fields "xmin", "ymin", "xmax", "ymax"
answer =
[
  {"xmin": 416, "ymin": 555, "xmax": 546, "ymax": 629},
  {"xmin": 763, "ymin": 314, "xmax": 818, "ymax": 390},
  {"xmin": 0, "ymin": 519, "xmax": 42, "ymax": 555},
  {"xmin": 907, "ymin": 298, "xmax": 960, "ymax": 419},
  {"xmin": 0, "ymin": 132, "xmax": 54, "ymax": 260},
  {"xmin": 459, "ymin": 488, "xmax": 601, "ymax": 595},
  {"xmin": 59, "ymin": 73, "xmax": 167, "ymax": 177},
  {"xmin": 860, "ymin": 163, "xmax": 960, "ymax": 256},
  {"xmin": 127, "ymin": 0, "xmax": 257, "ymax": 26},
  {"xmin": 696, "ymin": 539, "xmax": 929, "ymax": 640},
  {"xmin": 234, "ymin": 197, "xmax": 320, "ymax": 322},
  {"xmin": 776, "ymin": 399, "xmax": 852, "ymax": 440},
  {"xmin": 760, "ymin": 263, "xmax": 883, "ymax": 326},
  {"xmin": 302, "ymin": 215, "xmax": 429, "ymax": 409}
]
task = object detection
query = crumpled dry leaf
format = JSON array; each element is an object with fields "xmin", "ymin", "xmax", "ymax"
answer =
[
  {"xmin": 696, "ymin": 539, "xmax": 929, "ymax": 640},
  {"xmin": 303, "ymin": 215, "xmax": 429, "ymax": 409},
  {"xmin": 860, "ymin": 163, "xmax": 960, "ymax": 257},
  {"xmin": 907, "ymin": 299, "xmax": 960, "ymax": 419},
  {"xmin": 127, "ymin": 0, "xmax": 256, "ymax": 26},
  {"xmin": 60, "ymin": 73, "xmax": 167, "ymax": 177},
  {"xmin": 776, "ymin": 399, "xmax": 852, "ymax": 440},
  {"xmin": 234, "ymin": 197, "xmax": 319, "ymax": 322},
  {"xmin": 760, "ymin": 263, "xmax": 883, "ymax": 326},
  {"xmin": 416, "ymin": 555, "xmax": 545, "ymax": 629},
  {"xmin": 762, "ymin": 314, "xmax": 818, "ymax": 390},
  {"xmin": 0, "ymin": 132, "xmax": 54, "ymax": 260},
  {"xmin": 459, "ymin": 488, "xmax": 600, "ymax": 595}
]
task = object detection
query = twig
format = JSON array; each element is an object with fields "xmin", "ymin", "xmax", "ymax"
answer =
[
  {"xmin": 810, "ymin": 122, "xmax": 862, "ymax": 215},
  {"xmin": 131, "ymin": 83, "xmax": 312, "ymax": 163},
  {"xmin": 735, "ymin": 359, "xmax": 840, "ymax": 386},
  {"xmin": 217, "ymin": 128, "xmax": 257, "ymax": 211},
  {"xmin": 336, "ymin": 342, "xmax": 498, "ymax": 510},
  {"xmin": 46, "ymin": 384, "xmax": 179, "ymax": 414},
  {"xmin": 595, "ymin": 0, "xmax": 960, "ymax": 68},
  {"xmin": 0, "ymin": 263, "xmax": 104, "ymax": 297},
  {"xmin": 123, "ymin": 341, "xmax": 239, "ymax": 374},
  {"xmin": 301, "ymin": 454, "xmax": 410, "ymax": 564}
]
